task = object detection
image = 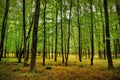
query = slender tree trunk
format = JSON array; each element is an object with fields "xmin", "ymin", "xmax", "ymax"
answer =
[
  {"xmin": 0, "ymin": 0, "xmax": 10, "ymax": 61},
  {"xmin": 18, "ymin": 41, "xmax": 23, "ymax": 63},
  {"xmin": 65, "ymin": 0, "xmax": 72, "ymax": 66},
  {"xmin": 115, "ymin": 0, "xmax": 120, "ymax": 58},
  {"xmin": 114, "ymin": 25, "xmax": 119, "ymax": 59},
  {"xmin": 115, "ymin": 0, "xmax": 120, "ymax": 25},
  {"xmin": 4, "ymin": 27, "xmax": 9, "ymax": 58},
  {"xmin": 23, "ymin": 0, "xmax": 27, "ymax": 67},
  {"xmin": 98, "ymin": 0, "xmax": 106, "ymax": 59},
  {"xmin": 30, "ymin": 0, "xmax": 40, "ymax": 72},
  {"xmin": 103, "ymin": 0, "xmax": 114, "ymax": 69},
  {"xmin": 60, "ymin": 0, "xmax": 64, "ymax": 63},
  {"xmin": 54, "ymin": 0, "xmax": 58, "ymax": 62},
  {"xmin": 77, "ymin": 0, "xmax": 82, "ymax": 62},
  {"xmin": 43, "ymin": 0, "xmax": 46, "ymax": 66},
  {"xmin": 26, "ymin": 39, "xmax": 30, "ymax": 62},
  {"xmin": 90, "ymin": 0, "xmax": 94, "ymax": 65}
]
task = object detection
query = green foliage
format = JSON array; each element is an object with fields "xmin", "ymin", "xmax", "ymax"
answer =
[{"xmin": 0, "ymin": 0, "xmax": 119, "ymax": 58}]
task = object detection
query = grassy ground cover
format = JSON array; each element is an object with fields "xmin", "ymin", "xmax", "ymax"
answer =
[{"xmin": 0, "ymin": 55, "xmax": 120, "ymax": 80}]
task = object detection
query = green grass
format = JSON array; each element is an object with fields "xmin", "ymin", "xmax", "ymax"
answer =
[{"xmin": 0, "ymin": 56, "xmax": 120, "ymax": 80}]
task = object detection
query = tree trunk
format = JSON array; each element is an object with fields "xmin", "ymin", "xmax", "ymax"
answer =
[
  {"xmin": 54, "ymin": 0, "xmax": 58, "ymax": 62},
  {"xmin": 90, "ymin": 0, "xmax": 94, "ymax": 65},
  {"xmin": 26, "ymin": 39, "xmax": 30, "ymax": 62},
  {"xmin": 77, "ymin": 0, "xmax": 82, "ymax": 62},
  {"xmin": 30, "ymin": 0, "xmax": 40, "ymax": 72},
  {"xmin": 0, "ymin": 0, "xmax": 10, "ymax": 61},
  {"xmin": 60, "ymin": 0, "xmax": 64, "ymax": 63},
  {"xmin": 23, "ymin": 0, "xmax": 27, "ymax": 67},
  {"xmin": 18, "ymin": 42, "xmax": 23, "ymax": 63},
  {"xmin": 98, "ymin": 0, "xmax": 106, "ymax": 60},
  {"xmin": 115, "ymin": 0, "xmax": 120, "ymax": 25},
  {"xmin": 115, "ymin": 0, "xmax": 120, "ymax": 59},
  {"xmin": 65, "ymin": 0, "xmax": 72, "ymax": 66},
  {"xmin": 43, "ymin": 0, "xmax": 46, "ymax": 66},
  {"xmin": 103, "ymin": 0, "xmax": 114, "ymax": 69}
]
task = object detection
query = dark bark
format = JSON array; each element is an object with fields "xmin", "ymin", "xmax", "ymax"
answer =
[
  {"xmin": 90, "ymin": 0, "xmax": 94, "ymax": 65},
  {"xmin": 115, "ymin": 0, "xmax": 120, "ymax": 25},
  {"xmin": 60, "ymin": 0, "xmax": 64, "ymax": 63},
  {"xmin": 103, "ymin": 0, "xmax": 114, "ymax": 69},
  {"xmin": 18, "ymin": 48, "xmax": 24, "ymax": 63},
  {"xmin": 43, "ymin": 0, "xmax": 46, "ymax": 66},
  {"xmin": 54, "ymin": 0, "xmax": 58, "ymax": 62},
  {"xmin": 26, "ymin": 39, "xmax": 30, "ymax": 62},
  {"xmin": 30, "ymin": 0, "xmax": 40, "ymax": 72},
  {"xmin": 26, "ymin": 15, "xmax": 34, "ymax": 41},
  {"xmin": 0, "ymin": 0, "xmax": 10, "ymax": 61},
  {"xmin": 23, "ymin": 0, "xmax": 27, "ymax": 67},
  {"xmin": 65, "ymin": 0, "xmax": 72, "ymax": 66},
  {"xmin": 77, "ymin": 0, "xmax": 82, "ymax": 62}
]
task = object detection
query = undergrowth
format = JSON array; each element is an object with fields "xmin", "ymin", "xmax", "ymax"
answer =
[{"xmin": 0, "ymin": 57, "xmax": 120, "ymax": 80}]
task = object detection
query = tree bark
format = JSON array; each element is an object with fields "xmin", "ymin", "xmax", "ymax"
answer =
[
  {"xmin": 30, "ymin": 0, "xmax": 40, "ymax": 72},
  {"xmin": 98, "ymin": 0, "xmax": 106, "ymax": 60},
  {"xmin": 43, "ymin": 0, "xmax": 47, "ymax": 66},
  {"xmin": 77, "ymin": 0, "xmax": 82, "ymax": 62},
  {"xmin": 54, "ymin": 0, "xmax": 58, "ymax": 62},
  {"xmin": 0, "ymin": 0, "xmax": 10, "ymax": 61},
  {"xmin": 23, "ymin": 0, "xmax": 27, "ymax": 67},
  {"xmin": 65, "ymin": 0, "xmax": 72, "ymax": 66},
  {"xmin": 60, "ymin": 0, "xmax": 64, "ymax": 63},
  {"xmin": 103, "ymin": 0, "xmax": 114, "ymax": 69},
  {"xmin": 90, "ymin": 0, "xmax": 94, "ymax": 65}
]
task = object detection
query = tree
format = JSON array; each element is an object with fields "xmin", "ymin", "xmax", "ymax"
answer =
[
  {"xmin": 0, "ymin": 0, "xmax": 10, "ymax": 61},
  {"xmin": 103, "ymin": 0, "xmax": 114, "ymax": 69},
  {"xmin": 65, "ymin": 0, "xmax": 72, "ymax": 66},
  {"xmin": 60, "ymin": 0, "xmax": 64, "ymax": 63},
  {"xmin": 43, "ymin": 0, "xmax": 47, "ymax": 66},
  {"xmin": 98, "ymin": 0, "xmax": 106, "ymax": 59},
  {"xmin": 90, "ymin": 0, "xmax": 94, "ymax": 65},
  {"xmin": 54, "ymin": 0, "xmax": 58, "ymax": 62},
  {"xmin": 23, "ymin": 0, "xmax": 27, "ymax": 67},
  {"xmin": 30, "ymin": 0, "xmax": 40, "ymax": 72},
  {"xmin": 77, "ymin": 0, "xmax": 82, "ymax": 62}
]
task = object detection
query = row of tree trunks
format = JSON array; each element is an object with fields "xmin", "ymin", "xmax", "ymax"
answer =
[
  {"xmin": 65, "ymin": 0, "xmax": 72, "ymax": 66},
  {"xmin": 17, "ymin": 0, "xmax": 34, "ymax": 64},
  {"xmin": 0, "ymin": 0, "xmax": 10, "ymax": 61}
]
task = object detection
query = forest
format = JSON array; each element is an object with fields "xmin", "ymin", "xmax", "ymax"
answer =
[{"xmin": 0, "ymin": 0, "xmax": 120, "ymax": 80}]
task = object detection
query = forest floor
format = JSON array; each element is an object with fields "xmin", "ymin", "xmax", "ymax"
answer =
[{"xmin": 0, "ymin": 55, "xmax": 120, "ymax": 80}]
